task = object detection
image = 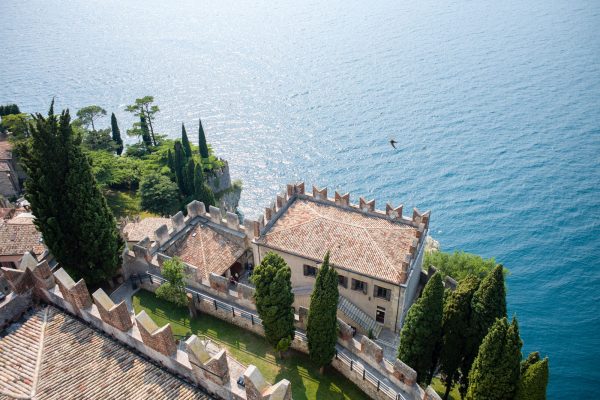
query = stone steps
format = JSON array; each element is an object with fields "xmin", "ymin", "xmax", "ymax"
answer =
[{"xmin": 338, "ymin": 296, "xmax": 383, "ymax": 338}]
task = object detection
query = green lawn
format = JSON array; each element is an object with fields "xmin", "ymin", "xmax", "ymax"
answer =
[
  {"xmin": 132, "ymin": 289, "xmax": 368, "ymax": 400},
  {"xmin": 430, "ymin": 377, "xmax": 460, "ymax": 400}
]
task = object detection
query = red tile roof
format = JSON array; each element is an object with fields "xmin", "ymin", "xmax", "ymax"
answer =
[
  {"xmin": 123, "ymin": 217, "xmax": 172, "ymax": 243},
  {"xmin": 0, "ymin": 221, "xmax": 45, "ymax": 256},
  {"xmin": 257, "ymin": 198, "xmax": 419, "ymax": 284}
]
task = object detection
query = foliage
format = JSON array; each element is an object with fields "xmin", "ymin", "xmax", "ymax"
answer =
[
  {"xmin": 516, "ymin": 352, "xmax": 549, "ymax": 400},
  {"xmin": 184, "ymin": 158, "xmax": 195, "ymax": 196},
  {"xmin": 425, "ymin": 251, "xmax": 500, "ymax": 281},
  {"xmin": 181, "ymin": 123, "xmax": 192, "ymax": 158},
  {"xmin": 82, "ymin": 128, "xmax": 116, "ymax": 151},
  {"xmin": 22, "ymin": 102, "xmax": 123, "ymax": 285},
  {"xmin": 198, "ymin": 118, "xmax": 209, "ymax": 158},
  {"xmin": 439, "ymin": 276, "xmax": 481, "ymax": 400},
  {"xmin": 251, "ymin": 252, "xmax": 295, "ymax": 348},
  {"xmin": 86, "ymin": 150, "xmax": 144, "ymax": 189},
  {"xmin": 194, "ymin": 163, "xmax": 216, "ymax": 207},
  {"xmin": 139, "ymin": 172, "xmax": 180, "ymax": 216},
  {"xmin": 276, "ymin": 337, "xmax": 292, "ymax": 356},
  {"xmin": 397, "ymin": 273, "xmax": 444, "ymax": 385},
  {"xmin": 466, "ymin": 317, "xmax": 522, "ymax": 400},
  {"xmin": 0, "ymin": 104, "xmax": 21, "ymax": 116},
  {"xmin": 307, "ymin": 251, "xmax": 339, "ymax": 369},
  {"xmin": 461, "ymin": 265, "xmax": 507, "ymax": 397},
  {"xmin": 173, "ymin": 140, "xmax": 186, "ymax": 193},
  {"xmin": 155, "ymin": 257, "xmax": 187, "ymax": 307},
  {"xmin": 125, "ymin": 96, "xmax": 159, "ymax": 146},
  {"xmin": 76, "ymin": 105, "xmax": 106, "ymax": 131},
  {"xmin": 1, "ymin": 113, "xmax": 32, "ymax": 138},
  {"xmin": 110, "ymin": 113, "xmax": 123, "ymax": 155}
]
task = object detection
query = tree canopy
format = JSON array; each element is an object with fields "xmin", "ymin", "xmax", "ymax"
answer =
[
  {"xmin": 307, "ymin": 251, "xmax": 339, "ymax": 370},
  {"xmin": 516, "ymin": 352, "xmax": 549, "ymax": 400},
  {"xmin": 110, "ymin": 113, "xmax": 123, "ymax": 155},
  {"xmin": 125, "ymin": 96, "xmax": 159, "ymax": 146},
  {"xmin": 425, "ymin": 250, "xmax": 500, "ymax": 281},
  {"xmin": 397, "ymin": 272, "xmax": 445, "ymax": 385},
  {"xmin": 76, "ymin": 105, "xmax": 106, "ymax": 131},
  {"xmin": 198, "ymin": 118, "xmax": 209, "ymax": 158},
  {"xmin": 139, "ymin": 172, "xmax": 180, "ymax": 216},
  {"xmin": 252, "ymin": 252, "xmax": 295, "ymax": 348},
  {"xmin": 156, "ymin": 257, "xmax": 188, "ymax": 307}
]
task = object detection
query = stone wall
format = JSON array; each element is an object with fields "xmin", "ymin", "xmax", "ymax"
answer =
[{"xmin": 0, "ymin": 290, "xmax": 32, "ymax": 330}]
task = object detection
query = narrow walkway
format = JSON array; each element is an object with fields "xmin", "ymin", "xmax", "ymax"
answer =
[{"xmin": 122, "ymin": 274, "xmax": 413, "ymax": 400}]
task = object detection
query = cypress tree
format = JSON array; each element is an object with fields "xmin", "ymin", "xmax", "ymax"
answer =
[
  {"xmin": 22, "ymin": 102, "xmax": 124, "ymax": 285},
  {"xmin": 110, "ymin": 113, "xmax": 123, "ymax": 155},
  {"xmin": 397, "ymin": 272, "xmax": 445, "ymax": 385},
  {"xmin": 181, "ymin": 123, "xmax": 192, "ymax": 158},
  {"xmin": 140, "ymin": 115, "xmax": 152, "ymax": 147},
  {"xmin": 193, "ymin": 163, "xmax": 216, "ymax": 207},
  {"xmin": 251, "ymin": 252, "xmax": 295, "ymax": 349},
  {"xmin": 184, "ymin": 159, "xmax": 195, "ymax": 196},
  {"xmin": 439, "ymin": 275, "xmax": 481, "ymax": 400},
  {"xmin": 461, "ymin": 265, "xmax": 507, "ymax": 397},
  {"xmin": 198, "ymin": 118, "xmax": 209, "ymax": 159},
  {"xmin": 307, "ymin": 252, "xmax": 339, "ymax": 373},
  {"xmin": 173, "ymin": 141, "xmax": 186, "ymax": 193},
  {"xmin": 516, "ymin": 352, "xmax": 549, "ymax": 400},
  {"xmin": 167, "ymin": 149, "xmax": 174, "ymax": 172},
  {"xmin": 466, "ymin": 317, "xmax": 522, "ymax": 400}
]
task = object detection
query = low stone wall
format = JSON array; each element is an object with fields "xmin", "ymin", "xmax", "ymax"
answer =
[{"xmin": 0, "ymin": 290, "xmax": 33, "ymax": 330}]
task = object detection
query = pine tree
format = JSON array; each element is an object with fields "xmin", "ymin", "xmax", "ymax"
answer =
[
  {"xmin": 22, "ymin": 102, "xmax": 124, "ymax": 285},
  {"xmin": 461, "ymin": 265, "xmax": 507, "ymax": 397},
  {"xmin": 181, "ymin": 123, "xmax": 192, "ymax": 158},
  {"xmin": 110, "ymin": 113, "xmax": 123, "ymax": 155},
  {"xmin": 516, "ymin": 352, "xmax": 549, "ymax": 400},
  {"xmin": 397, "ymin": 272, "xmax": 444, "ymax": 385},
  {"xmin": 307, "ymin": 252, "xmax": 339, "ymax": 372},
  {"xmin": 439, "ymin": 276, "xmax": 481, "ymax": 400},
  {"xmin": 198, "ymin": 118, "xmax": 209, "ymax": 159},
  {"xmin": 184, "ymin": 159, "xmax": 195, "ymax": 196},
  {"xmin": 466, "ymin": 317, "xmax": 522, "ymax": 400},
  {"xmin": 173, "ymin": 141, "xmax": 186, "ymax": 193},
  {"xmin": 251, "ymin": 252, "xmax": 295, "ymax": 349},
  {"xmin": 193, "ymin": 163, "xmax": 216, "ymax": 207},
  {"xmin": 140, "ymin": 115, "xmax": 152, "ymax": 147}
]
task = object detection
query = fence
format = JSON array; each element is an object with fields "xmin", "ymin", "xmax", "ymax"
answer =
[{"xmin": 133, "ymin": 272, "xmax": 406, "ymax": 400}]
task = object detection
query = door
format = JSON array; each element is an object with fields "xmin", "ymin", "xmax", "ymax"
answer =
[{"xmin": 376, "ymin": 306, "xmax": 385, "ymax": 324}]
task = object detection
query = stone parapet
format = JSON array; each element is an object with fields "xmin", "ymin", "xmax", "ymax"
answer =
[
  {"xmin": 393, "ymin": 358, "xmax": 417, "ymax": 386},
  {"xmin": 186, "ymin": 335, "xmax": 230, "ymax": 385},
  {"xmin": 54, "ymin": 268, "xmax": 92, "ymax": 310},
  {"xmin": 92, "ymin": 288, "xmax": 133, "ymax": 332},
  {"xmin": 360, "ymin": 335, "xmax": 384, "ymax": 364},
  {"xmin": 135, "ymin": 310, "xmax": 177, "ymax": 356},
  {"xmin": 209, "ymin": 272, "xmax": 229, "ymax": 293},
  {"xmin": 244, "ymin": 365, "xmax": 291, "ymax": 400}
]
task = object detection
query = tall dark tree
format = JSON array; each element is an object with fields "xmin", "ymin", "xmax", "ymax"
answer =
[
  {"xmin": 516, "ymin": 352, "xmax": 549, "ymax": 400},
  {"xmin": 397, "ymin": 272, "xmax": 445, "ymax": 385},
  {"xmin": 251, "ymin": 252, "xmax": 295, "ymax": 349},
  {"xmin": 307, "ymin": 251, "xmax": 339, "ymax": 373},
  {"xmin": 467, "ymin": 317, "xmax": 522, "ymax": 400},
  {"xmin": 167, "ymin": 149, "xmax": 174, "ymax": 172},
  {"xmin": 184, "ymin": 158, "xmax": 195, "ymax": 196},
  {"xmin": 22, "ymin": 102, "xmax": 124, "ymax": 285},
  {"xmin": 0, "ymin": 103, "xmax": 21, "ymax": 116},
  {"xmin": 461, "ymin": 265, "xmax": 508, "ymax": 396},
  {"xmin": 173, "ymin": 141, "xmax": 186, "ymax": 193},
  {"xmin": 198, "ymin": 118, "xmax": 209, "ymax": 159},
  {"xmin": 193, "ymin": 163, "xmax": 215, "ymax": 207},
  {"xmin": 110, "ymin": 113, "xmax": 123, "ymax": 155},
  {"xmin": 181, "ymin": 123, "xmax": 192, "ymax": 158},
  {"xmin": 439, "ymin": 276, "xmax": 481, "ymax": 400},
  {"xmin": 139, "ymin": 115, "xmax": 152, "ymax": 147}
]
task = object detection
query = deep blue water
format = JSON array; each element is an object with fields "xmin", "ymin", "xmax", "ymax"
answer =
[{"xmin": 2, "ymin": 0, "xmax": 599, "ymax": 397}]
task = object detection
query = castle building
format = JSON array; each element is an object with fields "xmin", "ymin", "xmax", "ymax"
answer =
[{"xmin": 251, "ymin": 183, "xmax": 429, "ymax": 336}]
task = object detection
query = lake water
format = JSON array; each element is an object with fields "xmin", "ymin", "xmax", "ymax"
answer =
[{"xmin": 2, "ymin": 0, "xmax": 599, "ymax": 396}]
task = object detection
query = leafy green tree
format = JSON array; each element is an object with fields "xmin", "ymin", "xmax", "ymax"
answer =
[
  {"xmin": 173, "ymin": 141, "xmax": 186, "ymax": 193},
  {"xmin": 181, "ymin": 123, "xmax": 192, "ymax": 158},
  {"xmin": 1, "ymin": 113, "xmax": 32, "ymax": 138},
  {"xmin": 193, "ymin": 163, "xmax": 215, "ymax": 207},
  {"xmin": 22, "ymin": 102, "xmax": 123, "ymax": 285},
  {"xmin": 139, "ymin": 172, "xmax": 180, "ymax": 216},
  {"xmin": 0, "ymin": 104, "xmax": 21, "ymax": 116},
  {"xmin": 460, "ymin": 265, "xmax": 507, "ymax": 397},
  {"xmin": 110, "ymin": 113, "xmax": 123, "ymax": 155},
  {"xmin": 516, "ymin": 352, "xmax": 549, "ymax": 400},
  {"xmin": 86, "ymin": 150, "xmax": 144, "ymax": 189},
  {"xmin": 251, "ymin": 252, "xmax": 295, "ymax": 348},
  {"xmin": 82, "ymin": 128, "xmax": 115, "ymax": 151},
  {"xmin": 198, "ymin": 118, "xmax": 209, "ymax": 159},
  {"xmin": 307, "ymin": 251, "xmax": 339, "ymax": 373},
  {"xmin": 467, "ymin": 317, "xmax": 522, "ymax": 400},
  {"xmin": 125, "ymin": 96, "xmax": 159, "ymax": 146},
  {"xmin": 439, "ymin": 276, "xmax": 481, "ymax": 399},
  {"xmin": 425, "ymin": 251, "xmax": 499, "ymax": 281},
  {"xmin": 156, "ymin": 257, "xmax": 188, "ymax": 307},
  {"xmin": 398, "ymin": 272, "xmax": 444, "ymax": 385},
  {"xmin": 76, "ymin": 105, "xmax": 106, "ymax": 131}
]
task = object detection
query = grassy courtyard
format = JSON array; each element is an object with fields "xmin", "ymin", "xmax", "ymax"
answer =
[
  {"xmin": 132, "ymin": 289, "xmax": 368, "ymax": 400},
  {"xmin": 430, "ymin": 377, "xmax": 460, "ymax": 400}
]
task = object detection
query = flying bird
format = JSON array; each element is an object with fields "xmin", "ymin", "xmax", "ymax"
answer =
[{"xmin": 390, "ymin": 139, "xmax": 398, "ymax": 149}]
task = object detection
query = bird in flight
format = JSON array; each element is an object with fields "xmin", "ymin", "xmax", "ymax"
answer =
[{"xmin": 390, "ymin": 139, "xmax": 398, "ymax": 149}]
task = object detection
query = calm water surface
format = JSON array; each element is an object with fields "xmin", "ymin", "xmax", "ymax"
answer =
[{"xmin": 2, "ymin": 0, "xmax": 599, "ymax": 397}]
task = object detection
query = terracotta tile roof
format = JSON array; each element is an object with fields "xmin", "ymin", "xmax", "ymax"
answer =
[
  {"xmin": 166, "ymin": 223, "xmax": 245, "ymax": 280},
  {"xmin": 123, "ymin": 217, "xmax": 172, "ymax": 243},
  {"xmin": 0, "ymin": 140, "xmax": 11, "ymax": 161},
  {"xmin": 0, "ymin": 221, "xmax": 45, "ymax": 256},
  {"xmin": 257, "ymin": 198, "xmax": 419, "ymax": 284},
  {"xmin": 0, "ymin": 162, "xmax": 11, "ymax": 172},
  {"xmin": 0, "ymin": 307, "xmax": 213, "ymax": 400}
]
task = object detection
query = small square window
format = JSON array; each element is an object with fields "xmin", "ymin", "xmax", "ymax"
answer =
[
  {"xmin": 338, "ymin": 275, "xmax": 348, "ymax": 288},
  {"xmin": 374, "ymin": 285, "xmax": 391, "ymax": 301},
  {"xmin": 303, "ymin": 264, "xmax": 317, "ymax": 277},
  {"xmin": 351, "ymin": 279, "xmax": 368, "ymax": 294}
]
